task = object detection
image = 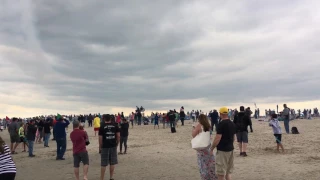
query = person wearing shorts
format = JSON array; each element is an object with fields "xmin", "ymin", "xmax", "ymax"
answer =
[
  {"xmin": 233, "ymin": 106, "xmax": 251, "ymax": 157},
  {"xmin": 210, "ymin": 107, "xmax": 236, "ymax": 180},
  {"xmin": 8, "ymin": 118, "xmax": 20, "ymax": 154},
  {"xmin": 99, "ymin": 114, "xmax": 120, "ymax": 180},
  {"xmin": 269, "ymin": 114, "xmax": 284, "ymax": 153},
  {"xmin": 19, "ymin": 123, "xmax": 28, "ymax": 152},
  {"xmin": 70, "ymin": 120, "xmax": 89, "ymax": 180},
  {"xmin": 154, "ymin": 113, "xmax": 159, "ymax": 129},
  {"xmin": 93, "ymin": 115, "xmax": 101, "ymax": 136}
]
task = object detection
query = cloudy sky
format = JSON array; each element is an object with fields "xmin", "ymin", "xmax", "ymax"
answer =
[{"xmin": 1, "ymin": 0, "xmax": 320, "ymax": 117}]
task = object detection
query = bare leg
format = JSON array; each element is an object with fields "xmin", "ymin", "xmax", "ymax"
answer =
[
  {"xmin": 279, "ymin": 144, "xmax": 284, "ymax": 153},
  {"xmin": 10, "ymin": 143, "xmax": 14, "ymax": 152},
  {"xmin": 100, "ymin": 166, "xmax": 106, "ymax": 180},
  {"xmin": 13, "ymin": 143, "xmax": 20, "ymax": 152},
  {"xmin": 238, "ymin": 143, "xmax": 242, "ymax": 153},
  {"xmin": 226, "ymin": 174, "xmax": 231, "ymax": 180},
  {"xmin": 218, "ymin": 175, "xmax": 225, "ymax": 180},
  {"xmin": 110, "ymin": 165, "xmax": 115, "ymax": 179},
  {"xmin": 74, "ymin": 168, "xmax": 80, "ymax": 180},
  {"xmin": 242, "ymin": 143, "xmax": 247, "ymax": 153},
  {"xmin": 83, "ymin": 165, "xmax": 89, "ymax": 180}
]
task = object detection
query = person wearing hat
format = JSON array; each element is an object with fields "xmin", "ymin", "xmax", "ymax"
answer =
[
  {"xmin": 210, "ymin": 107, "xmax": 236, "ymax": 180},
  {"xmin": 53, "ymin": 116, "xmax": 70, "ymax": 160}
]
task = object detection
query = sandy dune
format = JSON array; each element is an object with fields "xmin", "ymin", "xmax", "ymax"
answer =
[{"xmin": 1, "ymin": 118, "xmax": 320, "ymax": 180}]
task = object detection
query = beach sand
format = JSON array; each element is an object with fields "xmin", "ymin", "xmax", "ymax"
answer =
[{"xmin": 2, "ymin": 118, "xmax": 320, "ymax": 180}]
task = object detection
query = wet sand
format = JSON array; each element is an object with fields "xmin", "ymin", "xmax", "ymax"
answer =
[{"xmin": 2, "ymin": 118, "xmax": 320, "ymax": 180}]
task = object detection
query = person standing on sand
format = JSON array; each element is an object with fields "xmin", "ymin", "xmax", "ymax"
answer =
[
  {"xmin": 210, "ymin": 107, "xmax": 236, "ymax": 180},
  {"xmin": 234, "ymin": 106, "xmax": 251, "ymax": 157},
  {"xmin": 210, "ymin": 110, "xmax": 219, "ymax": 133},
  {"xmin": 70, "ymin": 120, "xmax": 89, "ymax": 180},
  {"xmin": 8, "ymin": 118, "xmax": 20, "ymax": 154},
  {"xmin": 269, "ymin": 114, "xmax": 285, "ymax": 153},
  {"xmin": 26, "ymin": 120, "xmax": 37, "ymax": 157},
  {"xmin": 18, "ymin": 123, "xmax": 28, "ymax": 152},
  {"xmin": 192, "ymin": 114, "xmax": 217, "ymax": 180},
  {"xmin": 245, "ymin": 107, "xmax": 253, "ymax": 132},
  {"xmin": 154, "ymin": 113, "xmax": 159, "ymax": 129},
  {"xmin": 99, "ymin": 114, "xmax": 120, "ymax": 180},
  {"xmin": 53, "ymin": 117, "xmax": 70, "ymax": 160},
  {"xmin": 282, "ymin": 104, "xmax": 290, "ymax": 134},
  {"xmin": 180, "ymin": 106, "xmax": 185, "ymax": 126},
  {"xmin": 119, "ymin": 118, "xmax": 129, "ymax": 154},
  {"xmin": 93, "ymin": 115, "xmax": 101, "ymax": 136},
  {"xmin": 43, "ymin": 118, "xmax": 52, "ymax": 147},
  {"xmin": 130, "ymin": 112, "xmax": 134, "ymax": 128}
]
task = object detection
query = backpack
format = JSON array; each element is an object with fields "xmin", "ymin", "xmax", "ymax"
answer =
[{"xmin": 291, "ymin": 127, "xmax": 299, "ymax": 134}]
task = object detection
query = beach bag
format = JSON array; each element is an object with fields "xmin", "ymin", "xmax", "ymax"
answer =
[
  {"xmin": 191, "ymin": 126, "xmax": 211, "ymax": 150},
  {"xmin": 291, "ymin": 127, "xmax": 299, "ymax": 134}
]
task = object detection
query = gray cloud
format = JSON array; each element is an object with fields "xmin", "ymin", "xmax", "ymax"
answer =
[{"xmin": 1, "ymin": 0, "xmax": 320, "ymax": 115}]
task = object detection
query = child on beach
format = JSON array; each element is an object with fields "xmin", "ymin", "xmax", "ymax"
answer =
[
  {"xmin": 269, "ymin": 114, "xmax": 284, "ymax": 153},
  {"xmin": 19, "ymin": 123, "xmax": 28, "ymax": 152}
]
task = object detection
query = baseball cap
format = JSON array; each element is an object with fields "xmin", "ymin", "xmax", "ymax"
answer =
[{"xmin": 219, "ymin": 107, "xmax": 228, "ymax": 114}]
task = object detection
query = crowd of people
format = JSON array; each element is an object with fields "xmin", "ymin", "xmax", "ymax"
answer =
[{"xmin": 0, "ymin": 104, "xmax": 318, "ymax": 180}]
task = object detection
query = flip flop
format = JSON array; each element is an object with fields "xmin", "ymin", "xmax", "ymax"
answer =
[{"xmin": 11, "ymin": 151, "xmax": 17, "ymax": 154}]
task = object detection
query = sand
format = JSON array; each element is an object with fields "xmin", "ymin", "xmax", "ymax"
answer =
[{"xmin": 1, "ymin": 118, "xmax": 320, "ymax": 180}]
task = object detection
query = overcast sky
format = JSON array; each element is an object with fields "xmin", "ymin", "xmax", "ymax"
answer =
[{"xmin": 1, "ymin": 0, "xmax": 320, "ymax": 117}]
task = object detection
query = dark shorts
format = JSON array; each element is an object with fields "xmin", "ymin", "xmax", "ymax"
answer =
[
  {"xmin": 0, "ymin": 172, "xmax": 16, "ymax": 180},
  {"xmin": 101, "ymin": 147, "xmax": 118, "ymax": 166},
  {"xmin": 94, "ymin": 128, "xmax": 100, "ymax": 131},
  {"xmin": 274, "ymin": 134, "xmax": 282, "ymax": 144},
  {"xmin": 154, "ymin": 121, "xmax": 159, "ymax": 125},
  {"xmin": 73, "ymin": 151, "xmax": 89, "ymax": 168},
  {"xmin": 236, "ymin": 131, "xmax": 248, "ymax": 143},
  {"xmin": 20, "ymin": 137, "xmax": 26, "ymax": 143},
  {"xmin": 10, "ymin": 134, "xmax": 20, "ymax": 143}
]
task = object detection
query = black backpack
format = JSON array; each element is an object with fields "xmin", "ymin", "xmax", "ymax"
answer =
[{"xmin": 291, "ymin": 127, "xmax": 299, "ymax": 134}]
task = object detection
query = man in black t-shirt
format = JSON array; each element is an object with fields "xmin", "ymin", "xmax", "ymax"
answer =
[
  {"xmin": 99, "ymin": 114, "xmax": 120, "ymax": 180},
  {"xmin": 119, "ymin": 118, "xmax": 129, "ymax": 154},
  {"xmin": 210, "ymin": 107, "xmax": 236, "ymax": 180}
]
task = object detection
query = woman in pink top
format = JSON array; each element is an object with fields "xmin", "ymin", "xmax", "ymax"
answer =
[
  {"xmin": 130, "ymin": 112, "xmax": 134, "ymax": 128},
  {"xmin": 116, "ymin": 113, "xmax": 121, "ymax": 125}
]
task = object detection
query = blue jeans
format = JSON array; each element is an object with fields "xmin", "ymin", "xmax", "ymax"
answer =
[
  {"xmin": 44, "ymin": 133, "xmax": 51, "ymax": 146},
  {"xmin": 137, "ymin": 117, "xmax": 142, "ymax": 125},
  {"xmin": 28, "ymin": 140, "xmax": 34, "ymax": 156},
  {"xmin": 284, "ymin": 118, "xmax": 290, "ymax": 134},
  {"xmin": 56, "ymin": 138, "xmax": 66, "ymax": 159}
]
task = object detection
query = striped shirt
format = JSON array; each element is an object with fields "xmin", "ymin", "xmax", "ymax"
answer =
[{"xmin": 0, "ymin": 144, "xmax": 16, "ymax": 174}]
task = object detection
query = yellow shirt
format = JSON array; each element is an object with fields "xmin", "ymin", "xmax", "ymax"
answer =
[
  {"xmin": 93, "ymin": 117, "xmax": 101, "ymax": 128},
  {"xmin": 19, "ymin": 127, "xmax": 25, "ymax": 137}
]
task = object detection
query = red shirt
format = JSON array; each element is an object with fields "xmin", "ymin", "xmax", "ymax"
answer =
[{"xmin": 70, "ymin": 129, "xmax": 87, "ymax": 154}]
